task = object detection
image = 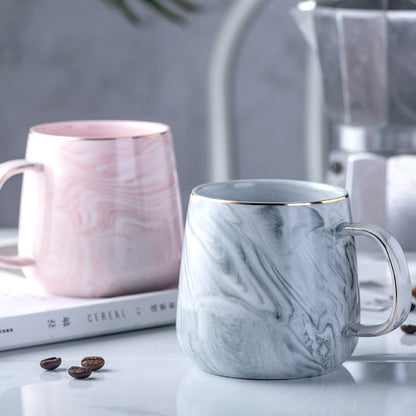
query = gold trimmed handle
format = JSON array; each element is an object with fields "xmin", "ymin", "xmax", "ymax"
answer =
[
  {"xmin": 337, "ymin": 222, "xmax": 412, "ymax": 337},
  {"xmin": 0, "ymin": 160, "xmax": 42, "ymax": 268}
]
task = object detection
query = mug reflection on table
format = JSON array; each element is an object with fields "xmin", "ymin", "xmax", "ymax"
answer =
[
  {"xmin": 0, "ymin": 120, "xmax": 183, "ymax": 297},
  {"xmin": 177, "ymin": 366, "xmax": 357, "ymax": 416},
  {"xmin": 176, "ymin": 179, "xmax": 411, "ymax": 379}
]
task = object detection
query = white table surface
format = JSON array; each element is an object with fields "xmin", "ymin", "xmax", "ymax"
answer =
[
  {"xmin": 1, "ymin": 320, "xmax": 416, "ymax": 416},
  {"xmin": 2, "ymin": 226, "xmax": 416, "ymax": 416}
]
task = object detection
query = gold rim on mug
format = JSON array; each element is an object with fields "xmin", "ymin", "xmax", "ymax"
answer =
[
  {"xmin": 191, "ymin": 180, "xmax": 348, "ymax": 207},
  {"xmin": 191, "ymin": 193, "xmax": 348, "ymax": 206},
  {"xmin": 29, "ymin": 120, "xmax": 170, "ymax": 142}
]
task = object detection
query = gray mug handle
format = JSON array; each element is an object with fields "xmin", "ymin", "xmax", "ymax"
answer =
[{"xmin": 337, "ymin": 222, "xmax": 412, "ymax": 337}]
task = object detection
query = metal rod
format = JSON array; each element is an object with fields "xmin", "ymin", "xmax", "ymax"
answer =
[
  {"xmin": 207, "ymin": 0, "xmax": 268, "ymax": 182},
  {"xmin": 305, "ymin": 49, "xmax": 326, "ymax": 182}
]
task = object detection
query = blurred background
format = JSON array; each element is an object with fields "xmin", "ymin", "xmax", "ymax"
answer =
[{"xmin": 0, "ymin": 0, "xmax": 306, "ymax": 226}]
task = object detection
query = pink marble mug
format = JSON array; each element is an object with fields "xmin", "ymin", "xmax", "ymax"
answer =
[{"xmin": 0, "ymin": 120, "xmax": 183, "ymax": 297}]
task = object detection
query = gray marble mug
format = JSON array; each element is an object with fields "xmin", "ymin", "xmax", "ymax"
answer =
[{"xmin": 176, "ymin": 179, "xmax": 412, "ymax": 379}]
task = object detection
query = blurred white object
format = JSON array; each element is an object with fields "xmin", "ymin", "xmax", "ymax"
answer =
[
  {"xmin": 346, "ymin": 154, "xmax": 386, "ymax": 227},
  {"xmin": 387, "ymin": 155, "xmax": 416, "ymax": 249}
]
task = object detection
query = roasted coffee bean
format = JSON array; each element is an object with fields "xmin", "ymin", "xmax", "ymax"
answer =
[
  {"xmin": 68, "ymin": 366, "xmax": 92, "ymax": 379},
  {"xmin": 81, "ymin": 356, "xmax": 105, "ymax": 371},
  {"xmin": 40, "ymin": 357, "xmax": 62, "ymax": 370},
  {"xmin": 401, "ymin": 324, "xmax": 416, "ymax": 335},
  {"xmin": 412, "ymin": 287, "xmax": 416, "ymax": 298}
]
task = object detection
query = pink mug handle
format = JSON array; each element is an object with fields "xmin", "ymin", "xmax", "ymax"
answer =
[{"xmin": 0, "ymin": 159, "xmax": 42, "ymax": 268}]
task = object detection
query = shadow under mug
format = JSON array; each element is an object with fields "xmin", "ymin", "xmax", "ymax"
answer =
[
  {"xmin": 176, "ymin": 179, "xmax": 411, "ymax": 379},
  {"xmin": 0, "ymin": 120, "xmax": 183, "ymax": 297}
]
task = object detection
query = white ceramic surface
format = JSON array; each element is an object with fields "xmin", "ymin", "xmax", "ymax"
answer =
[
  {"xmin": 1, "ymin": 228, "xmax": 416, "ymax": 415},
  {"xmin": 2, "ymin": 319, "xmax": 416, "ymax": 416}
]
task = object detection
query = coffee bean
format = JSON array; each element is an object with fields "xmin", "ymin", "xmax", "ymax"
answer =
[
  {"xmin": 40, "ymin": 357, "xmax": 62, "ymax": 370},
  {"xmin": 81, "ymin": 356, "xmax": 105, "ymax": 371},
  {"xmin": 401, "ymin": 325, "xmax": 416, "ymax": 334},
  {"xmin": 412, "ymin": 287, "xmax": 416, "ymax": 298},
  {"xmin": 68, "ymin": 366, "xmax": 92, "ymax": 379}
]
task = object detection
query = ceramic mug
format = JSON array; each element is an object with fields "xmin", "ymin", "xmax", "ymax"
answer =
[
  {"xmin": 176, "ymin": 179, "xmax": 411, "ymax": 379},
  {"xmin": 0, "ymin": 120, "xmax": 183, "ymax": 297}
]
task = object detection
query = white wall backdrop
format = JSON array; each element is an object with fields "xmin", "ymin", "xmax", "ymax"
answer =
[{"xmin": 0, "ymin": 0, "xmax": 306, "ymax": 226}]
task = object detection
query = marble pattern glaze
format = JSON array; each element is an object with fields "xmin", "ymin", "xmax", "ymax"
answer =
[
  {"xmin": 177, "ymin": 191, "xmax": 360, "ymax": 379},
  {"xmin": 15, "ymin": 123, "xmax": 183, "ymax": 297}
]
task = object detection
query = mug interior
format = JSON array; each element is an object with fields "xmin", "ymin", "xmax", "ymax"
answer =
[
  {"xmin": 30, "ymin": 120, "xmax": 169, "ymax": 139},
  {"xmin": 193, "ymin": 180, "xmax": 348, "ymax": 205}
]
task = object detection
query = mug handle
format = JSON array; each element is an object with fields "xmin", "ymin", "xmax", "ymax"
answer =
[
  {"xmin": 0, "ymin": 159, "xmax": 42, "ymax": 268},
  {"xmin": 337, "ymin": 222, "xmax": 412, "ymax": 337}
]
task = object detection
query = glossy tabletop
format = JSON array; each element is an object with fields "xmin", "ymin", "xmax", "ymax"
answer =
[
  {"xmin": 2, "ymin": 249, "xmax": 416, "ymax": 415},
  {"xmin": 0, "ymin": 318, "xmax": 416, "ymax": 416}
]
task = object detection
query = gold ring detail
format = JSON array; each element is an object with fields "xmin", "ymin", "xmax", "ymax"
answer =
[
  {"xmin": 29, "ymin": 121, "xmax": 170, "ymax": 142},
  {"xmin": 191, "ymin": 193, "xmax": 348, "ymax": 207}
]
